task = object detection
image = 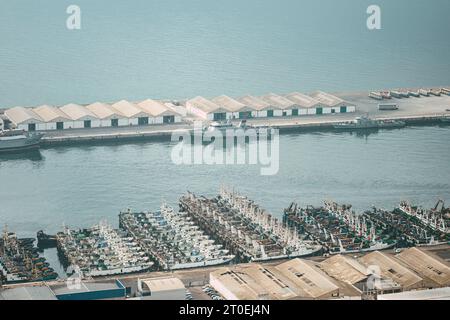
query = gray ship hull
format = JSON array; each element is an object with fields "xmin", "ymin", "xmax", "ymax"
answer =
[{"xmin": 0, "ymin": 132, "xmax": 43, "ymax": 154}]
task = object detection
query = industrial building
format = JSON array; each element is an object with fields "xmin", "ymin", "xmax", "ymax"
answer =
[
  {"xmin": 186, "ymin": 96, "xmax": 231, "ymax": 120},
  {"xmin": 210, "ymin": 259, "xmax": 343, "ymax": 300},
  {"xmin": 260, "ymin": 93, "xmax": 296, "ymax": 117},
  {"xmin": 33, "ymin": 105, "xmax": 71, "ymax": 130},
  {"xmin": 285, "ymin": 92, "xmax": 321, "ymax": 115},
  {"xmin": 359, "ymin": 251, "xmax": 424, "ymax": 291},
  {"xmin": 212, "ymin": 95, "xmax": 253, "ymax": 119},
  {"xmin": 0, "ymin": 285, "xmax": 57, "ymax": 300},
  {"xmin": 310, "ymin": 91, "xmax": 356, "ymax": 114},
  {"xmin": 86, "ymin": 102, "xmax": 127, "ymax": 127},
  {"xmin": 395, "ymin": 247, "xmax": 450, "ymax": 288},
  {"xmin": 137, "ymin": 99, "xmax": 182, "ymax": 124},
  {"xmin": 49, "ymin": 280, "xmax": 126, "ymax": 300},
  {"xmin": 377, "ymin": 287, "xmax": 450, "ymax": 300},
  {"xmin": 4, "ymin": 106, "xmax": 44, "ymax": 131},
  {"xmin": 60, "ymin": 103, "xmax": 100, "ymax": 129},
  {"xmin": 136, "ymin": 277, "xmax": 186, "ymax": 300},
  {"xmin": 237, "ymin": 95, "xmax": 272, "ymax": 118},
  {"xmin": 111, "ymin": 100, "xmax": 152, "ymax": 126}
]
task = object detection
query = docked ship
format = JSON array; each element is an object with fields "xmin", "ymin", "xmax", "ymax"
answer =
[
  {"xmin": 333, "ymin": 116, "xmax": 406, "ymax": 130},
  {"xmin": 119, "ymin": 204, "xmax": 235, "ymax": 270},
  {"xmin": 0, "ymin": 129, "xmax": 43, "ymax": 153}
]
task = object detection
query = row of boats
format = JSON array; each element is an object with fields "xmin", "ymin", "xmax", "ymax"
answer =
[
  {"xmin": 0, "ymin": 227, "xmax": 58, "ymax": 284},
  {"xmin": 3, "ymin": 191, "xmax": 449, "ymax": 283},
  {"xmin": 369, "ymin": 87, "xmax": 450, "ymax": 100}
]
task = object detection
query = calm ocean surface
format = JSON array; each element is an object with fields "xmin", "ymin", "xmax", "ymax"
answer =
[{"xmin": 0, "ymin": 0, "xmax": 450, "ymax": 238}]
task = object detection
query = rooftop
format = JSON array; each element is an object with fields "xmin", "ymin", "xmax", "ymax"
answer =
[
  {"xmin": 4, "ymin": 106, "xmax": 44, "ymax": 124},
  {"xmin": 137, "ymin": 99, "xmax": 179, "ymax": 117},
  {"xmin": 396, "ymin": 247, "xmax": 450, "ymax": 286},
  {"xmin": 237, "ymin": 95, "xmax": 271, "ymax": 111},
  {"xmin": 310, "ymin": 91, "xmax": 350, "ymax": 107},
  {"xmin": 186, "ymin": 96, "xmax": 223, "ymax": 113},
  {"xmin": 50, "ymin": 280, "xmax": 125, "ymax": 296},
  {"xmin": 33, "ymin": 105, "xmax": 71, "ymax": 122},
  {"xmin": 0, "ymin": 286, "xmax": 56, "ymax": 300},
  {"xmin": 285, "ymin": 92, "xmax": 320, "ymax": 108},
  {"xmin": 320, "ymin": 254, "xmax": 369, "ymax": 285},
  {"xmin": 111, "ymin": 100, "xmax": 150, "ymax": 118},
  {"xmin": 359, "ymin": 251, "xmax": 423, "ymax": 289},
  {"xmin": 260, "ymin": 93, "xmax": 295, "ymax": 109},
  {"xmin": 60, "ymin": 103, "xmax": 98, "ymax": 121},
  {"xmin": 140, "ymin": 277, "xmax": 186, "ymax": 293},
  {"xmin": 377, "ymin": 287, "xmax": 450, "ymax": 300},
  {"xmin": 86, "ymin": 102, "xmax": 125, "ymax": 119},
  {"xmin": 212, "ymin": 95, "xmax": 249, "ymax": 112}
]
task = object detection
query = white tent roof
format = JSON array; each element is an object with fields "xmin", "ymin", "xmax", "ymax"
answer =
[
  {"xmin": 237, "ymin": 95, "xmax": 271, "ymax": 111},
  {"xmin": 86, "ymin": 102, "xmax": 125, "ymax": 119},
  {"xmin": 5, "ymin": 106, "xmax": 44, "ymax": 125},
  {"xmin": 186, "ymin": 96, "xmax": 225, "ymax": 113},
  {"xmin": 285, "ymin": 92, "xmax": 321, "ymax": 108},
  {"xmin": 137, "ymin": 99, "xmax": 180, "ymax": 117},
  {"xmin": 212, "ymin": 95, "xmax": 250, "ymax": 112},
  {"xmin": 260, "ymin": 93, "xmax": 295, "ymax": 109},
  {"xmin": 33, "ymin": 105, "xmax": 71, "ymax": 122},
  {"xmin": 60, "ymin": 104, "xmax": 98, "ymax": 121}
]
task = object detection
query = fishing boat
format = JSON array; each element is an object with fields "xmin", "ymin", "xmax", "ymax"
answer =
[
  {"xmin": 333, "ymin": 116, "xmax": 405, "ymax": 130},
  {"xmin": 369, "ymin": 92, "xmax": 383, "ymax": 100}
]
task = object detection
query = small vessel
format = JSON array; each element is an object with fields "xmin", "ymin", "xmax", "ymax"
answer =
[
  {"xmin": 419, "ymin": 88, "xmax": 430, "ymax": 96},
  {"xmin": 399, "ymin": 90, "xmax": 410, "ymax": 98},
  {"xmin": 333, "ymin": 116, "xmax": 406, "ymax": 130},
  {"xmin": 441, "ymin": 88, "xmax": 450, "ymax": 95},
  {"xmin": 0, "ymin": 129, "xmax": 43, "ymax": 154},
  {"xmin": 380, "ymin": 91, "xmax": 392, "ymax": 99},
  {"xmin": 408, "ymin": 90, "xmax": 420, "ymax": 97},
  {"xmin": 369, "ymin": 92, "xmax": 383, "ymax": 100},
  {"xmin": 206, "ymin": 120, "xmax": 234, "ymax": 132},
  {"xmin": 430, "ymin": 88, "xmax": 441, "ymax": 96},
  {"xmin": 37, "ymin": 230, "xmax": 57, "ymax": 248},
  {"xmin": 390, "ymin": 90, "xmax": 402, "ymax": 99}
]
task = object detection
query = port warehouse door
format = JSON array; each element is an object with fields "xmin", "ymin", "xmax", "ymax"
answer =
[
  {"xmin": 239, "ymin": 111, "xmax": 252, "ymax": 119},
  {"xmin": 56, "ymin": 122, "xmax": 64, "ymax": 130},
  {"xmin": 28, "ymin": 123, "xmax": 36, "ymax": 131},
  {"xmin": 213, "ymin": 113, "xmax": 226, "ymax": 121},
  {"xmin": 267, "ymin": 110, "xmax": 274, "ymax": 117},
  {"xmin": 83, "ymin": 120, "xmax": 91, "ymax": 128},
  {"xmin": 111, "ymin": 118, "xmax": 119, "ymax": 127},
  {"xmin": 340, "ymin": 106, "xmax": 347, "ymax": 113},
  {"xmin": 163, "ymin": 115, "xmax": 175, "ymax": 123},
  {"xmin": 316, "ymin": 107, "xmax": 323, "ymax": 115},
  {"xmin": 138, "ymin": 117, "xmax": 149, "ymax": 125},
  {"xmin": 292, "ymin": 109, "xmax": 299, "ymax": 116}
]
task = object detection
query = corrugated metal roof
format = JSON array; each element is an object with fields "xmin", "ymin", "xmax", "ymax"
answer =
[
  {"xmin": 60, "ymin": 103, "xmax": 98, "ymax": 121},
  {"xmin": 237, "ymin": 95, "xmax": 271, "ymax": 111},
  {"xmin": 212, "ymin": 95, "xmax": 249, "ymax": 112},
  {"xmin": 260, "ymin": 93, "xmax": 295, "ymax": 109},
  {"xmin": 285, "ymin": 92, "xmax": 320, "ymax": 108},
  {"xmin": 0, "ymin": 286, "xmax": 57, "ymax": 300},
  {"xmin": 141, "ymin": 277, "xmax": 185, "ymax": 292},
  {"xmin": 320, "ymin": 254, "xmax": 369, "ymax": 285},
  {"xmin": 5, "ymin": 106, "xmax": 44, "ymax": 125},
  {"xmin": 86, "ymin": 102, "xmax": 125, "ymax": 119},
  {"xmin": 377, "ymin": 287, "xmax": 450, "ymax": 300},
  {"xmin": 33, "ymin": 105, "xmax": 71, "ymax": 122},
  {"xmin": 309, "ymin": 91, "xmax": 352, "ymax": 107},
  {"xmin": 111, "ymin": 100, "xmax": 150, "ymax": 118},
  {"xmin": 396, "ymin": 247, "xmax": 450, "ymax": 286},
  {"xmin": 137, "ymin": 99, "xmax": 180, "ymax": 117}
]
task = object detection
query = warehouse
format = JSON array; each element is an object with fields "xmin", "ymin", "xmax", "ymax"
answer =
[
  {"xmin": 209, "ymin": 264, "xmax": 298, "ymax": 300},
  {"xmin": 137, "ymin": 277, "xmax": 186, "ymax": 300},
  {"xmin": 60, "ymin": 103, "xmax": 100, "ymax": 129},
  {"xmin": 310, "ymin": 91, "xmax": 356, "ymax": 114},
  {"xmin": 33, "ymin": 105, "xmax": 72, "ymax": 130},
  {"xmin": 237, "ymin": 95, "xmax": 272, "ymax": 118},
  {"xmin": 377, "ymin": 287, "xmax": 450, "ymax": 300},
  {"xmin": 320, "ymin": 254, "xmax": 370, "ymax": 287},
  {"xmin": 285, "ymin": 92, "xmax": 321, "ymax": 115},
  {"xmin": 4, "ymin": 106, "xmax": 44, "ymax": 131},
  {"xmin": 395, "ymin": 247, "xmax": 450, "ymax": 288},
  {"xmin": 275, "ymin": 259, "xmax": 341, "ymax": 299},
  {"xmin": 137, "ymin": 99, "xmax": 182, "ymax": 124},
  {"xmin": 86, "ymin": 102, "xmax": 127, "ymax": 127},
  {"xmin": 111, "ymin": 100, "xmax": 152, "ymax": 126},
  {"xmin": 212, "ymin": 95, "xmax": 254, "ymax": 119},
  {"xmin": 259, "ymin": 93, "xmax": 290, "ymax": 117},
  {"xmin": 186, "ymin": 96, "xmax": 232, "ymax": 120},
  {"xmin": 50, "ymin": 280, "xmax": 126, "ymax": 300},
  {"xmin": 0, "ymin": 285, "xmax": 57, "ymax": 300},
  {"xmin": 359, "ymin": 251, "xmax": 424, "ymax": 291}
]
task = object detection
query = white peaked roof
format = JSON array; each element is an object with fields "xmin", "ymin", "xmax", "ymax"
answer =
[
  {"xmin": 285, "ymin": 92, "xmax": 321, "ymax": 108},
  {"xmin": 111, "ymin": 100, "xmax": 150, "ymax": 118},
  {"xmin": 140, "ymin": 277, "xmax": 185, "ymax": 293},
  {"xmin": 237, "ymin": 95, "xmax": 271, "ymax": 111},
  {"xmin": 5, "ymin": 106, "xmax": 44, "ymax": 125},
  {"xmin": 33, "ymin": 105, "xmax": 71, "ymax": 122},
  {"xmin": 60, "ymin": 103, "xmax": 98, "ymax": 121},
  {"xmin": 212, "ymin": 95, "xmax": 250, "ymax": 112},
  {"xmin": 86, "ymin": 102, "xmax": 125, "ymax": 119},
  {"xmin": 137, "ymin": 99, "xmax": 180, "ymax": 117},
  {"xmin": 260, "ymin": 93, "xmax": 296, "ymax": 109},
  {"xmin": 309, "ymin": 91, "xmax": 350, "ymax": 107},
  {"xmin": 186, "ymin": 96, "xmax": 224, "ymax": 113}
]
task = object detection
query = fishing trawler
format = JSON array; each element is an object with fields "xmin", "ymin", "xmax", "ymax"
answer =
[
  {"xmin": 333, "ymin": 116, "xmax": 405, "ymax": 130},
  {"xmin": 56, "ymin": 222, "xmax": 153, "ymax": 278},
  {"xmin": 398, "ymin": 200, "xmax": 449, "ymax": 235},
  {"xmin": 119, "ymin": 204, "xmax": 235, "ymax": 270},
  {"xmin": 0, "ymin": 129, "xmax": 43, "ymax": 153}
]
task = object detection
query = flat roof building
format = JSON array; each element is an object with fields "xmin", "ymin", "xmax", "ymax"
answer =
[
  {"xmin": 50, "ymin": 280, "xmax": 126, "ymax": 300},
  {"xmin": 395, "ymin": 247, "xmax": 450, "ymax": 287},
  {"xmin": 4, "ymin": 106, "xmax": 43, "ymax": 131},
  {"xmin": 0, "ymin": 286, "xmax": 57, "ymax": 300},
  {"xmin": 274, "ymin": 259, "xmax": 341, "ymax": 299},
  {"xmin": 137, "ymin": 277, "xmax": 186, "ymax": 300},
  {"xmin": 359, "ymin": 251, "xmax": 424, "ymax": 291}
]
